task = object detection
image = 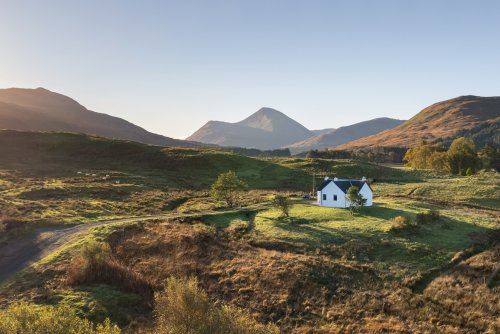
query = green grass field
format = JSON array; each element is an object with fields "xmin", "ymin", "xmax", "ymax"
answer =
[
  {"xmin": 0, "ymin": 131, "xmax": 308, "ymax": 224},
  {"xmin": 0, "ymin": 130, "xmax": 310, "ymax": 189},
  {"xmin": 374, "ymin": 170, "xmax": 500, "ymax": 209},
  {"xmin": 207, "ymin": 196, "xmax": 498, "ymax": 279}
]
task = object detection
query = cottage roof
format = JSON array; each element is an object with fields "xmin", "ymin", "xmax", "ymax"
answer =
[{"xmin": 317, "ymin": 179, "xmax": 372, "ymax": 194}]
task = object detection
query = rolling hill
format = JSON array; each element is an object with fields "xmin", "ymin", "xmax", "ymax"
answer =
[
  {"xmin": 0, "ymin": 87, "xmax": 199, "ymax": 147},
  {"xmin": 187, "ymin": 107, "xmax": 313, "ymax": 149},
  {"xmin": 0, "ymin": 130, "xmax": 309, "ymax": 189},
  {"xmin": 338, "ymin": 95, "xmax": 500, "ymax": 149},
  {"xmin": 287, "ymin": 117, "xmax": 404, "ymax": 153}
]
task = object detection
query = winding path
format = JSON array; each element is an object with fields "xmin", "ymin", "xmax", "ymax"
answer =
[{"xmin": 0, "ymin": 211, "xmax": 221, "ymax": 283}]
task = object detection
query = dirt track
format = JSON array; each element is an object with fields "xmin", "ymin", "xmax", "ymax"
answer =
[{"xmin": 0, "ymin": 212, "xmax": 216, "ymax": 283}]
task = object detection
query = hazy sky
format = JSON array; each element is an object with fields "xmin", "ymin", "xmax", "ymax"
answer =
[{"xmin": 1, "ymin": 1, "xmax": 499, "ymax": 138}]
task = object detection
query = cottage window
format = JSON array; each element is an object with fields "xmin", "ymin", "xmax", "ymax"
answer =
[
  {"xmin": 322, "ymin": 194, "xmax": 326, "ymax": 201},
  {"xmin": 333, "ymin": 195, "xmax": 337, "ymax": 201}
]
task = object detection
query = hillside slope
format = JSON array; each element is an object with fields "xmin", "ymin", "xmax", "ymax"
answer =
[
  {"xmin": 0, "ymin": 87, "xmax": 199, "ymax": 147},
  {"xmin": 0, "ymin": 130, "xmax": 309, "ymax": 189},
  {"xmin": 338, "ymin": 96, "xmax": 500, "ymax": 149},
  {"xmin": 187, "ymin": 107, "xmax": 313, "ymax": 149},
  {"xmin": 287, "ymin": 117, "xmax": 404, "ymax": 153}
]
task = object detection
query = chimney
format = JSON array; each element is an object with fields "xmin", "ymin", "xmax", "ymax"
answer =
[
  {"xmin": 361, "ymin": 176, "xmax": 367, "ymax": 181},
  {"xmin": 333, "ymin": 177, "xmax": 338, "ymax": 181},
  {"xmin": 324, "ymin": 176, "xmax": 329, "ymax": 181}
]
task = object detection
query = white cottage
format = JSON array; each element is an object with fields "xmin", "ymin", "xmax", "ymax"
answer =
[{"xmin": 317, "ymin": 177, "xmax": 373, "ymax": 208}]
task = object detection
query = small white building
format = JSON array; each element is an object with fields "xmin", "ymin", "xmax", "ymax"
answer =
[{"xmin": 317, "ymin": 177, "xmax": 373, "ymax": 208}]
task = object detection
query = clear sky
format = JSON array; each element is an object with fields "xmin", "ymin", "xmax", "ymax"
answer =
[{"xmin": 1, "ymin": 1, "xmax": 499, "ymax": 138}]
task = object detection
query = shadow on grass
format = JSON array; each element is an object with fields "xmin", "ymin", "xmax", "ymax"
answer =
[
  {"xmin": 201, "ymin": 210, "xmax": 258, "ymax": 229},
  {"xmin": 51, "ymin": 284, "xmax": 150, "ymax": 327},
  {"xmin": 18, "ymin": 186, "xmax": 138, "ymax": 201},
  {"xmin": 256, "ymin": 206, "xmax": 496, "ymax": 274}
]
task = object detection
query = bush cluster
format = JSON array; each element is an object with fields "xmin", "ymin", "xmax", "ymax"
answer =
[
  {"xmin": 390, "ymin": 210, "xmax": 441, "ymax": 232},
  {"xmin": 389, "ymin": 216, "xmax": 417, "ymax": 232},
  {"xmin": 416, "ymin": 209, "xmax": 440, "ymax": 225},
  {"xmin": 153, "ymin": 276, "xmax": 279, "ymax": 334},
  {"xmin": 0, "ymin": 302, "xmax": 119, "ymax": 334}
]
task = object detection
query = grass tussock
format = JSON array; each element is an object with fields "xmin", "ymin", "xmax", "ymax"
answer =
[
  {"xmin": 0, "ymin": 302, "xmax": 119, "ymax": 334},
  {"xmin": 389, "ymin": 215, "xmax": 416, "ymax": 232},
  {"xmin": 67, "ymin": 240, "xmax": 152, "ymax": 298}
]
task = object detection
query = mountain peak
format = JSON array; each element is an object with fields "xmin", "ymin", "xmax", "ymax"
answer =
[
  {"xmin": 188, "ymin": 107, "xmax": 312, "ymax": 149},
  {"xmin": 238, "ymin": 107, "xmax": 309, "ymax": 132},
  {"xmin": 255, "ymin": 107, "xmax": 283, "ymax": 116}
]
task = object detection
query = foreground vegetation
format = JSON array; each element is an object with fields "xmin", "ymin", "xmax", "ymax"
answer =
[
  {"xmin": 0, "ymin": 131, "xmax": 499, "ymax": 333},
  {"xmin": 0, "ymin": 303, "xmax": 119, "ymax": 334}
]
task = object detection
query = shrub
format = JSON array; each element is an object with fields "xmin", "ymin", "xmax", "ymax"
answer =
[
  {"xmin": 416, "ymin": 210, "xmax": 441, "ymax": 225},
  {"xmin": 466, "ymin": 167, "xmax": 474, "ymax": 176},
  {"xmin": 67, "ymin": 241, "xmax": 152, "ymax": 298},
  {"xmin": 153, "ymin": 276, "xmax": 279, "ymax": 334},
  {"xmin": 389, "ymin": 216, "xmax": 417, "ymax": 232},
  {"xmin": 0, "ymin": 302, "xmax": 119, "ymax": 334},
  {"xmin": 272, "ymin": 194, "xmax": 290, "ymax": 218}
]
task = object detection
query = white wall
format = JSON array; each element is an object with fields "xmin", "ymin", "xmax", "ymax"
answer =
[
  {"xmin": 359, "ymin": 183, "xmax": 373, "ymax": 206},
  {"xmin": 318, "ymin": 182, "xmax": 346, "ymax": 208},
  {"xmin": 319, "ymin": 181, "xmax": 373, "ymax": 208}
]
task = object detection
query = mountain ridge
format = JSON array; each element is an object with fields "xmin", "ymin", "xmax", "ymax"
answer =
[
  {"xmin": 0, "ymin": 87, "xmax": 200, "ymax": 148},
  {"xmin": 337, "ymin": 95, "xmax": 500, "ymax": 149},
  {"xmin": 286, "ymin": 117, "xmax": 405, "ymax": 153}
]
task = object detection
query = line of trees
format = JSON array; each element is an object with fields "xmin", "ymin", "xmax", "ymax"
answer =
[
  {"xmin": 404, "ymin": 137, "xmax": 499, "ymax": 174},
  {"xmin": 305, "ymin": 147, "xmax": 407, "ymax": 163},
  {"xmin": 227, "ymin": 147, "xmax": 291, "ymax": 157}
]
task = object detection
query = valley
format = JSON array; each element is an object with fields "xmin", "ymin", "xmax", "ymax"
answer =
[
  {"xmin": 2, "ymin": 3, "xmax": 499, "ymax": 333},
  {"xmin": 0, "ymin": 131, "xmax": 498, "ymax": 333}
]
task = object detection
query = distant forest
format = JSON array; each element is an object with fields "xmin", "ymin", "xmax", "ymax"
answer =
[{"xmin": 434, "ymin": 118, "xmax": 499, "ymax": 148}]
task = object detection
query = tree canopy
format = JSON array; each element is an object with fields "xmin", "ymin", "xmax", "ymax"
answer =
[
  {"xmin": 447, "ymin": 137, "xmax": 478, "ymax": 175},
  {"xmin": 403, "ymin": 137, "xmax": 488, "ymax": 175},
  {"xmin": 210, "ymin": 171, "xmax": 247, "ymax": 208},
  {"xmin": 346, "ymin": 186, "xmax": 367, "ymax": 215}
]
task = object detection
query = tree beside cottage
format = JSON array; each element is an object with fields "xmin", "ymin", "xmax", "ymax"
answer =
[{"xmin": 316, "ymin": 177, "xmax": 372, "ymax": 208}]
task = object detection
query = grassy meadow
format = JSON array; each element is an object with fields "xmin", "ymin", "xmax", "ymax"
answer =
[{"xmin": 0, "ymin": 131, "xmax": 499, "ymax": 333}]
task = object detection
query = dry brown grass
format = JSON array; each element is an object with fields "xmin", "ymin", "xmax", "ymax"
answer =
[
  {"xmin": 150, "ymin": 276, "xmax": 279, "ymax": 334},
  {"xmin": 3, "ymin": 216, "xmax": 496, "ymax": 333},
  {"xmin": 107, "ymin": 219, "xmax": 500, "ymax": 333},
  {"xmin": 424, "ymin": 245, "xmax": 500, "ymax": 333},
  {"xmin": 66, "ymin": 241, "xmax": 153, "ymax": 299}
]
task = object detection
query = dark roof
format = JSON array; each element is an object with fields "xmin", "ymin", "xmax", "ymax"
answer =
[
  {"xmin": 318, "ymin": 179, "xmax": 371, "ymax": 194},
  {"xmin": 317, "ymin": 180, "xmax": 332, "ymax": 191}
]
